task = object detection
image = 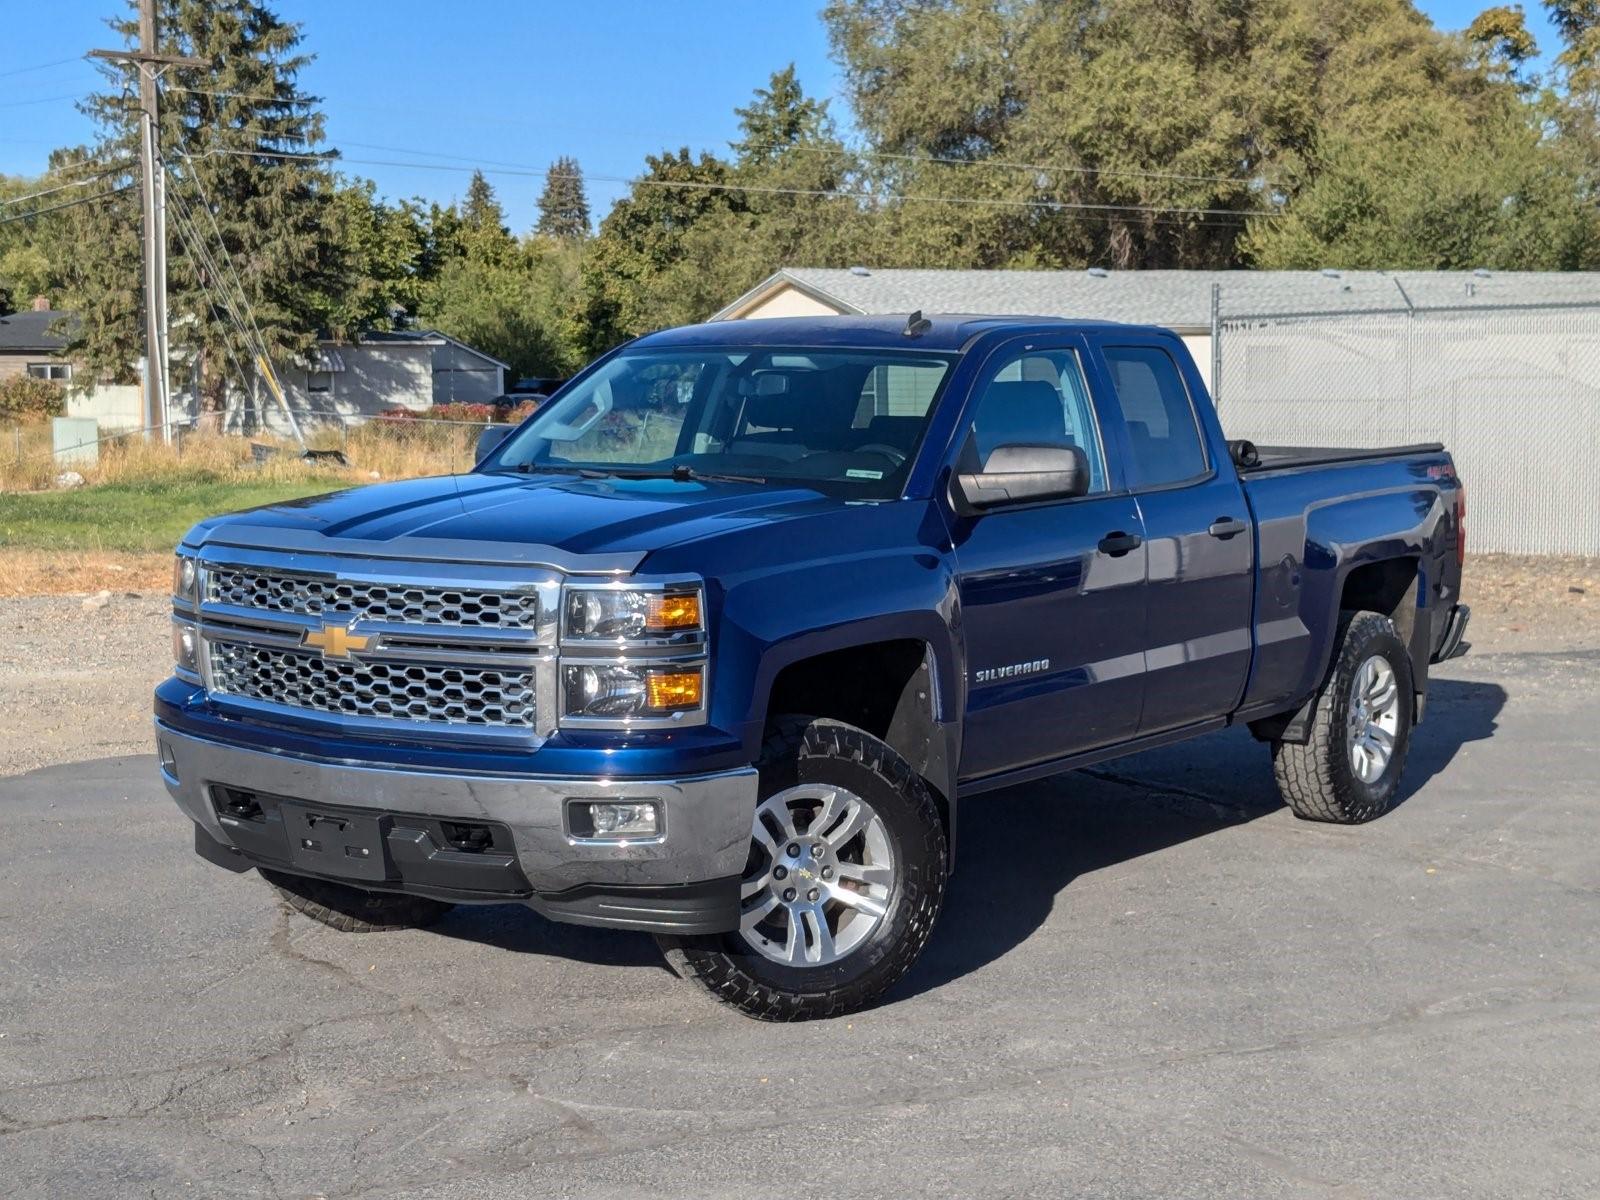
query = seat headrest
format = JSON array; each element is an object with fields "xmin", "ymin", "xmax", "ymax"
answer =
[
  {"xmin": 974, "ymin": 380, "xmax": 1066, "ymax": 462},
  {"xmin": 744, "ymin": 371, "xmax": 856, "ymax": 433}
]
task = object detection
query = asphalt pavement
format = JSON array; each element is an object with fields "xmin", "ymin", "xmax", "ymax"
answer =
[{"xmin": 2, "ymin": 644, "xmax": 1597, "ymax": 1199}]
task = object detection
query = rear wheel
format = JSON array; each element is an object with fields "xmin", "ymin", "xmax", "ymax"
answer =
[
  {"xmin": 1272, "ymin": 610, "xmax": 1414, "ymax": 823},
  {"xmin": 261, "ymin": 869, "xmax": 455, "ymax": 933},
  {"xmin": 657, "ymin": 717, "xmax": 947, "ymax": 1021}
]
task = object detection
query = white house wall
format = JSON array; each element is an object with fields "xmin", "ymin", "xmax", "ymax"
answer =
[{"xmin": 431, "ymin": 340, "xmax": 504, "ymax": 406}]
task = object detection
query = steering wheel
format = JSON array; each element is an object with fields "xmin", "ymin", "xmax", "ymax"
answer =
[{"xmin": 855, "ymin": 443, "xmax": 907, "ymax": 467}]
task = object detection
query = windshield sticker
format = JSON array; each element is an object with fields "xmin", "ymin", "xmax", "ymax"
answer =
[{"xmin": 846, "ymin": 468, "xmax": 884, "ymax": 480}]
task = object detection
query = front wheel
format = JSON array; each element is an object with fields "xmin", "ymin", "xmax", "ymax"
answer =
[
  {"xmin": 657, "ymin": 717, "xmax": 948, "ymax": 1021},
  {"xmin": 1272, "ymin": 610, "xmax": 1414, "ymax": 823}
]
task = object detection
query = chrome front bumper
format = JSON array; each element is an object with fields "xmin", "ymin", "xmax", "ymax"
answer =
[{"xmin": 155, "ymin": 720, "xmax": 757, "ymax": 933}]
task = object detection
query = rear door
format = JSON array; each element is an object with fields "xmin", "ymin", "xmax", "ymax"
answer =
[
  {"xmin": 949, "ymin": 335, "xmax": 1149, "ymax": 781},
  {"xmin": 1092, "ymin": 339, "xmax": 1255, "ymax": 734}
]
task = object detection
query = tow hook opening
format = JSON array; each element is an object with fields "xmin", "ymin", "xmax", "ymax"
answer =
[
  {"xmin": 214, "ymin": 787, "xmax": 265, "ymax": 824},
  {"xmin": 440, "ymin": 821, "xmax": 494, "ymax": 853}
]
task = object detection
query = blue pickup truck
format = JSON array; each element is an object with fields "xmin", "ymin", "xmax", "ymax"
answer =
[{"xmin": 157, "ymin": 314, "xmax": 1469, "ymax": 1019}]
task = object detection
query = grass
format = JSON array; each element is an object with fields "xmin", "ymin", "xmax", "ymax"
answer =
[
  {"xmin": 0, "ymin": 477, "xmax": 340, "ymax": 551},
  {"xmin": 0, "ymin": 418, "xmax": 488, "ymax": 594}
]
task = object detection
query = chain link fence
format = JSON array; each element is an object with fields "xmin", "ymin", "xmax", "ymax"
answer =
[{"xmin": 1212, "ymin": 298, "xmax": 1600, "ymax": 556}]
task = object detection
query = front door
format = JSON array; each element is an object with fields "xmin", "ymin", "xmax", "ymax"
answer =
[{"xmin": 950, "ymin": 337, "xmax": 1149, "ymax": 782}]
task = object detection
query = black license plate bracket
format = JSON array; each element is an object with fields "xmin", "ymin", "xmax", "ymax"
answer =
[{"xmin": 280, "ymin": 802, "xmax": 389, "ymax": 882}]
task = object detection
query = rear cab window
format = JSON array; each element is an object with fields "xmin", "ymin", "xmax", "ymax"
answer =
[{"xmin": 1100, "ymin": 345, "xmax": 1209, "ymax": 489}]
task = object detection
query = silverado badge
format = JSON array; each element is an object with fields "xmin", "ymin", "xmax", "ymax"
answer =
[{"xmin": 302, "ymin": 624, "xmax": 370, "ymax": 659}]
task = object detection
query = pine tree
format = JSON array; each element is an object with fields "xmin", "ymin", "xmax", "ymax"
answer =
[
  {"xmin": 732, "ymin": 65, "xmax": 834, "ymax": 166},
  {"xmin": 59, "ymin": 0, "xmax": 342, "ymax": 417},
  {"xmin": 457, "ymin": 169, "xmax": 515, "ymax": 265},
  {"xmin": 536, "ymin": 157, "xmax": 590, "ymax": 240}
]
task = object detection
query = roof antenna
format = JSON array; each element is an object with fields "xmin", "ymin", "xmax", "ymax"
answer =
[{"xmin": 903, "ymin": 310, "xmax": 932, "ymax": 338}]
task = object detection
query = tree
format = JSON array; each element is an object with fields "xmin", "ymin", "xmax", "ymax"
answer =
[
  {"xmin": 319, "ymin": 180, "xmax": 428, "ymax": 335},
  {"xmin": 416, "ymin": 171, "xmax": 585, "ymax": 379},
  {"xmin": 59, "ymin": 0, "xmax": 341, "ymax": 417},
  {"xmin": 1467, "ymin": 6, "xmax": 1540, "ymax": 85},
  {"xmin": 823, "ymin": 0, "xmax": 1600, "ymax": 272},
  {"xmin": 577, "ymin": 149, "xmax": 749, "ymax": 353},
  {"xmin": 732, "ymin": 66, "xmax": 835, "ymax": 165},
  {"xmin": 536, "ymin": 157, "xmax": 590, "ymax": 240}
]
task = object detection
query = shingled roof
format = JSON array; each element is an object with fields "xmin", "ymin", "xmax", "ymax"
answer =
[
  {"xmin": 714, "ymin": 268, "xmax": 1600, "ymax": 329},
  {"xmin": 0, "ymin": 308, "xmax": 77, "ymax": 353}
]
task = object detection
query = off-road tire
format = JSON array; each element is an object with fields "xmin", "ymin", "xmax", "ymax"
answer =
[
  {"xmin": 1272, "ymin": 610, "xmax": 1414, "ymax": 824},
  {"xmin": 261, "ymin": 869, "xmax": 455, "ymax": 933},
  {"xmin": 657, "ymin": 716, "xmax": 948, "ymax": 1021}
]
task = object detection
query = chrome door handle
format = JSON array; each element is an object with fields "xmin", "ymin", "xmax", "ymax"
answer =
[{"xmin": 1207, "ymin": 517, "xmax": 1247, "ymax": 539}]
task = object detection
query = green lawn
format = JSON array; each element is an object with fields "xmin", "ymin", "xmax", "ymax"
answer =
[{"xmin": 0, "ymin": 478, "xmax": 340, "ymax": 551}]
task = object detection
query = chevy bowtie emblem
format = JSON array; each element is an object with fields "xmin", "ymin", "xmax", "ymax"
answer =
[{"xmin": 302, "ymin": 624, "xmax": 370, "ymax": 659}]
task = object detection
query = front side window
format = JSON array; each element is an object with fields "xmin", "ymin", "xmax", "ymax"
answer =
[
  {"xmin": 962, "ymin": 347, "xmax": 1108, "ymax": 494},
  {"xmin": 306, "ymin": 371, "xmax": 333, "ymax": 394},
  {"xmin": 487, "ymin": 347, "xmax": 956, "ymax": 499},
  {"xmin": 1101, "ymin": 345, "xmax": 1208, "ymax": 488},
  {"xmin": 27, "ymin": 362, "xmax": 71, "ymax": 381}
]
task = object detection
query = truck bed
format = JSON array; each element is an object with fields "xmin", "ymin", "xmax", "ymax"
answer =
[{"xmin": 1239, "ymin": 443, "xmax": 1446, "ymax": 473}]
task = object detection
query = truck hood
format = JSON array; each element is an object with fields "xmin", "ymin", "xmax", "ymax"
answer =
[{"xmin": 185, "ymin": 471, "xmax": 849, "ymax": 572}]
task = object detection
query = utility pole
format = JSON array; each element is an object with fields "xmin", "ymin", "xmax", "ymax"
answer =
[{"xmin": 90, "ymin": 0, "xmax": 203, "ymax": 443}]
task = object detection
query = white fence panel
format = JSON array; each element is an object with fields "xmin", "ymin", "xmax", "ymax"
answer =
[{"xmin": 1217, "ymin": 305, "xmax": 1600, "ymax": 556}]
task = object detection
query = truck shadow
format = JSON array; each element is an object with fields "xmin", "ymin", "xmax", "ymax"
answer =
[
  {"xmin": 427, "ymin": 676, "xmax": 1505, "ymax": 985},
  {"xmin": 889, "ymin": 675, "xmax": 1506, "ymax": 1004}
]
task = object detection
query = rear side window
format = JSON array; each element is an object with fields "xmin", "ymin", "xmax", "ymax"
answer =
[{"xmin": 1102, "ymin": 346, "xmax": 1208, "ymax": 487}]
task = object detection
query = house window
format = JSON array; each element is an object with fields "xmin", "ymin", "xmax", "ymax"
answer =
[
  {"xmin": 306, "ymin": 371, "xmax": 332, "ymax": 394},
  {"xmin": 26, "ymin": 363, "xmax": 71, "ymax": 382}
]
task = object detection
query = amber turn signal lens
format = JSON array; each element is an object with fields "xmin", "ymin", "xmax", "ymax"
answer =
[
  {"xmin": 647, "ymin": 592, "xmax": 702, "ymax": 633},
  {"xmin": 645, "ymin": 669, "xmax": 703, "ymax": 711}
]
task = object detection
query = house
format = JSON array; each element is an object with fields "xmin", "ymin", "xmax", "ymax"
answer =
[
  {"xmin": 0, "ymin": 301, "xmax": 79, "ymax": 385},
  {"xmin": 1, "ymin": 300, "xmax": 508, "ymax": 432},
  {"xmin": 248, "ymin": 329, "xmax": 507, "ymax": 431},
  {"xmin": 713, "ymin": 267, "xmax": 1600, "ymax": 389},
  {"xmin": 0, "ymin": 302, "xmax": 144, "ymax": 428}
]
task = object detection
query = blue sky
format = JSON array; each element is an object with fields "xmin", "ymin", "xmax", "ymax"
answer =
[{"xmin": 0, "ymin": 0, "xmax": 1563, "ymax": 232}]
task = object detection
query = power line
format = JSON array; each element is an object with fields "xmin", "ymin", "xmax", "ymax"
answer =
[
  {"xmin": 158, "ymin": 84, "xmax": 1279, "ymax": 192},
  {"xmin": 195, "ymin": 145, "xmax": 1277, "ymax": 222},
  {"xmin": 0, "ymin": 92, "xmax": 92, "ymax": 110},
  {"xmin": 0, "ymin": 163, "xmax": 134, "ymax": 208},
  {"xmin": 0, "ymin": 184, "xmax": 133, "ymax": 227},
  {"xmin": 0, "ymin": 56, "xmax": 87, "ymax": 80}
]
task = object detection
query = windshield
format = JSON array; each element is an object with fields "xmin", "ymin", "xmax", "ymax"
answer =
[{"xmin": 482, "ymin": 346, "xmax": 957, "ymax": 498}]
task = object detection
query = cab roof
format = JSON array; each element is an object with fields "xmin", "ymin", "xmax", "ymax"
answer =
[{"xmin": 631, "ymin": 313, "xmax": 1161, "ymax": 354}]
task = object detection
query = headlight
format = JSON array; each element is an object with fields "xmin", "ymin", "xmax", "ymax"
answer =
[
  {"xmin": 564, "ymin": 587, "xmax": 703, "ymax": 641},
  {"xmin": 563, "ymin": 663, "xmax": 704, "ymax": 719},
  {"xmin": 172, "ymin": 553, "xmax": 199, "ymax": 604},
  {"xmin": 172, "ymin": 619, "xmax": 200, "ymax": 678}
]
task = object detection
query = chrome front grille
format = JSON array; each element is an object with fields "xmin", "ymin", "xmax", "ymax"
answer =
[
  {"xmin": 208, "ymin": 641, "xmax": 537, "ymax": 729},
  {"xmin": 207, "ymin": 566, "xmax": 540, "ymax": 629}
]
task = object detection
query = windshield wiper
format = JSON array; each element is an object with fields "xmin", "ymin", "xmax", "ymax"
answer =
[
  {"xmin": 508, "ymin": 462, "xmax": 767, "ymax": 484},
  {"xmin": 508, "ymin": 463, "xmax": 612, "ymax": 478},
  {"xmin": 597, "ymin": 464, "xmax": 768, "ymax": 485}
]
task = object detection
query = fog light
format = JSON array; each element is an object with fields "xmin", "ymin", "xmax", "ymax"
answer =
[
  {"xmin": 568, "ymin": 799, "xmax": 660, "ymax": 840},
  {"xmin": 158, "ymin": 738, "xmax": 178, "ymax": 779}
]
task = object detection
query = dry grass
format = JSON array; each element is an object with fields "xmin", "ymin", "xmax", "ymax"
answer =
[
  {"xmin": 0, "ymin": 417, "xmax": 484, "ymax": 493},
  {"xmin": 0, "ymin": 548, "xmax": 172, "ymax": 598}
]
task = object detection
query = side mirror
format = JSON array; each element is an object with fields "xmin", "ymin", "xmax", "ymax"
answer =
[
  {"xmin": 475, "ymin": 424, "xmax": 514, "ymax": 466},
  {"xmin": 951, "ymin": 443, "xmax": 1090, "ymax": 514}
]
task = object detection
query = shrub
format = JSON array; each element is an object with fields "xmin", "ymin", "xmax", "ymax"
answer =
[
  {"xmin": 0, "ymin": 375, "xmax": 65, "ymax": 423},
  {"xmin": 427, "ymin": 402, "xmax": 497, "ymax": 424}
]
